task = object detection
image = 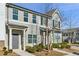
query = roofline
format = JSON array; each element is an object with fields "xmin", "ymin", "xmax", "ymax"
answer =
[{"xmin": 6, "ymin": 3, "xmax": 51, "ymax": 18}]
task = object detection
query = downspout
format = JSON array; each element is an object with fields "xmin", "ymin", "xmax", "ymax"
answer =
[{"xmin": 6, "ymin": 6, "xmax": 9, "ymax": 50}]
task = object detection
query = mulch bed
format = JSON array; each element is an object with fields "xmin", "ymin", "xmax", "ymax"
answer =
[
  {"xmin": 59, "ymin": 48, "xmax": 79, "ymax": 53},
  {"xmin": 0, "ymin": 50, "xmax": 19, "ymax": 56},
  {"xmin": 33, "ymin": 50, "xmax": 66, "ymax": 56}
]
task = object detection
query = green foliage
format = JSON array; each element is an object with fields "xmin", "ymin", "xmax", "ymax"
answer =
[
  {"xmin": 65, "ymin": 45, "xmax": 71, "ymax": 49},
  {"xmin": 33, "ymin": 43, "xmax": 44, "ymax": 52},
  {"xmin": 44, "ymin": 45, "xmax": 48, "ymax": 50},
  {"xmin": 3, "ymin": 51, "xmax": 8, "ymax": 55},
  {"xmin": 3, "ymin": 47, "xmax": 7, "ymax": 51},
  {"xmin": 52, "ymin": 42, "xmax": 71, "ymax": 49},
  {"xmin": 26, "ymin": 43, "xmax": 45, "ymax": 53},
  {"xmin": 52, "ymin": 43, "xmax": 59, "ymax": 48},
  {"xmin": 26, "ymin": 46, "xmax": 36, "ymax": 53},
  {"xmin": 73, "ymin": 42, "xmax": 79, "ymax": 44},
  {"xmin": 60, "ymin": 42, "xmax": 70, "ymax": 49}
]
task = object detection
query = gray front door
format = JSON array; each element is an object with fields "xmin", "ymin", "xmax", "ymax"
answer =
[{"xmin": 12, "ymin": 34, "xmax": 19, "ymax": 49}]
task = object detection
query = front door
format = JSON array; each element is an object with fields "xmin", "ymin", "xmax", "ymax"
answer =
[{"xmin": 12, "ymin": 34, "xmax": 19, "ymax": 49}]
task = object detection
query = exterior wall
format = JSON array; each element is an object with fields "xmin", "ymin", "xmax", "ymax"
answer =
[
  {"xmin": 7, "ymin": 7, "xmax": 42, "ymax": 46},
  {"xmin": 62, "ymin": 31, "xmax": 79, "ymax": 43},
  {"xmin": 0, "ymin": 4, "xmax": 6, "ymax": 41},
  {"xmin": 18, "ymin": 10, "xmax": 24, "ymax": 22},
  {"xmin": 54, "ymin": 33, "xmax": 62, "ymax": 43},
  {"xmin": 6, "ymin": 4, "xmax": 62, "ymax": 47}
]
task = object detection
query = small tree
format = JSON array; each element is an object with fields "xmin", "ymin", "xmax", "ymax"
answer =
[{"xmin": 61, "ymin": 11, "xmax": 78, "ymax": 44}]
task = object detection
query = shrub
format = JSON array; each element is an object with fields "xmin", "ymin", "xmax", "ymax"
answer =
[
  {"xmin": 26, "ymin": 46, "xmax": 36, "ymax": 53},
  {"xmin": 60, "ymin": 42, "xmax": 71, "ymax": 49},
  {"xmin": 3, "ymin": 47, "xmax": 7, "ymax": 51},
  {"xmin": 52, "ymin": 43, "xmax": 59, "ymax": 48},
  {"xmin": 3, "ymin": 51, "xmax": 8, "ymax": 55},
  {"xmin": 61, "ymin": 43, "xmax": 66, "ymax": 48},
  {"xmin": 44, "ymin": 45, "xmax": 48, "ymax": 50},
  {"xmin": 8, "ymin": 49, "xmax": 13, "ymax": 53},
  {"xmin": 66, "ymin": 45, "xmax": 71, "ymax": 49},
  {"xmin": 52, "ymin": 42, "xmax": 70, "ymax": 49},
  {"xmin": 33, "ymin": 43, "xmax": 44, "ymax": 52},
  {"xmin": 26, "ymin": 43, "xmax": 45, "ymax": 53},
  {"xmin": 73, "ymin": 42, "xmax": 79, "ymax": 44}
]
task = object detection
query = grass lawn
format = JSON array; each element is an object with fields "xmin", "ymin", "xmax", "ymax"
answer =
[{"xmin": 33, "ymin": 50, "xmax": 66, "ymax": 56}]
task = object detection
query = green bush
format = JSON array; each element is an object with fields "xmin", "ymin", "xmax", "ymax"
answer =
[
  {"xmin": 52, "ymin": 42, "xmax": 71, "ymax": 49},
  {"xmin": 44, "ymin": 45, "xmax": 48, "ymax": 50},
  {"xmin": 73, "ymin": 42, "xmax": 79, "ymax": 44},
  {"xmin": 3, "ymin": 47, "xmax": 7, "ymax": 51},
  {"xmin": 26, "ymin": 46, "xmax": 36, "ymax": 53},
  {"xmin": 26, "ymin": 43, "xmax": 45, "ymax": 53},
  {"xmin": 61, "ymin": 43, "xmax": 67, "ymax": 48},
  {"xmin": 3, "ymin": 51, "xmax": 8, "ymax": 55},
  {"xmin": 33, "ymin": 43, "xmax": 44, "ymax": 52},
  {"xmin": 8, "ymin": 49, "xmax": 13, "ymax": 53},
  {"xmin": 52, "ymin": 43, "xmax": 59, "ymax": 48},
  {"xmin": 65, "ymin": 45, "xmax": 71, "ymax": 49},
  {"xmin": 60, "ymin": 42, "xmax": 71, "ymax": 49}
]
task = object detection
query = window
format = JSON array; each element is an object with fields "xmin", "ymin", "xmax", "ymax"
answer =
[
  {"xmin": 28, "ymin": 34, "xmax": 37, "ymax": 43},
  {"xmin": 43, "ymin": 17, "xmax": 46, "ymax": 26},
  {"xmin": 28, "ymin": 34, "xmax": 32, "ymax": 43},
  {"xmin": 32, "ymin": 15, "xmax": 36, "ymax": 23},
  {"xmin": 58, "ymin": 22, "xmax": 60, "ymax": 28},
  {"xmin": 33, "ymin": 35, "xmax": 37, "ymax": 43},
  {"xmin": 54, "ymin": 20, "xmax": 58, "ymax": 27},
  {"xmin": 13, "ymin": 8, "xmax": 18, "ymax": 20},
  {"xmin": 24, "ymin": 12, "xmax": 28, "ymax": 22},
  {"xmin": 53, "ymin": 20, "xmax": 54, "ymax": 28},
  {"xmin": 41, "ymin": 16, "xmax": 43, "ymax": 25}
]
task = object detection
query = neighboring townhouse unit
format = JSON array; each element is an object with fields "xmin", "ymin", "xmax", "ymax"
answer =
[
  {"xmin": 62, "ymin": 28, "xmax": 79, "ymax": 43},
  {"xmin": 0, "ymin": 3, "xmax": 62, "ymax": 50}
]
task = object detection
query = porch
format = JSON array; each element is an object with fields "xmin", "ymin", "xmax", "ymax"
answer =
[{"xmin": 5, "ymin": 24, "xmax": 27, "ymax": 50}]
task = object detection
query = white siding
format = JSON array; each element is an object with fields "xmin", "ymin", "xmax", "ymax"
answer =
[{"xmin": 0, "ymin": 3, "xmax": 6, "ymax": 40}]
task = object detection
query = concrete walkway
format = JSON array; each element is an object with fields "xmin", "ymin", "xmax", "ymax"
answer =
[
  {"xmin": 14, "ymin": 50, "xmax": 35, "ymax": 56},
  {"xmin": 53, "ymin": 48, "xmax": 78, "ymax": 56},
  {"xmin": 14, "ymin": 49, "xmax": 78, "ymax": 56}
]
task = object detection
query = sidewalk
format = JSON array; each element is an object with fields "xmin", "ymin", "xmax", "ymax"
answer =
[
  {"xmin": 53, "ymin": 48, "xmax": 78, "ymax": 56},
  {"xmin": 14, "ymin": 50, "xmax": 35, "ymax": 56}
]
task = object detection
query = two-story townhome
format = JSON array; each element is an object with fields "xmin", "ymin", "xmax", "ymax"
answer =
[
  {"xmin": 62, "ymin": 28, "xmax": 79, "ymax": 43},
  {"xmin": 0, "ymin": 3, "xmax": 62, "ymax": 50}
]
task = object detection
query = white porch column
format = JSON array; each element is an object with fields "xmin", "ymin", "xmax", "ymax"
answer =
[
  {"xmin": 43, "ymin": 32, "xmax": 45, "ymax": 46},
  {"xmin": 19, "ymin": 34, "xmax": 21, "ymax": 50},
  {"xmin": 9, "ymin": 28, "xmax": 12, "ymax": 49},
  {"xmin": 23, "ymin": 29, "xmax": 26, "ymax": 50}
]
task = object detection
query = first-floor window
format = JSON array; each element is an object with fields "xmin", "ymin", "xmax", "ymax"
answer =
[
  {"xmin": 33, "ymin": 35, "xmax": 37, "ymax": 43},
  {"xmin": 28, "ymin": 34, "xmax": 37, "ymax": 43},
  {"xmin": 28, "ymin": 34, "xmax": 32, "ymax": 43}
]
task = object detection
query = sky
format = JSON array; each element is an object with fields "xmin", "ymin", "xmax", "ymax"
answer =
[{"xmin": 15, "ymin": 3, "xmax": 79, "ymax": 29}]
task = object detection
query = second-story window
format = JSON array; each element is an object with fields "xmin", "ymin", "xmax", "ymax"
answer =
[
  {"xmin": 13, "ymin": 8, "xmax": 18, "ymax": 20},
  {"xmin": 44, "ymin": 17, "xmax": 46, "ymax": 26},
  {"xmin": 41, "ymin": 16, "xmax": 43, "ymax": 25},
  {"xmin": 58, "ymin": 22, "xmax": 60, "ymax": 28},
  {"xmin": 24, "ymin": 12, "xmax": 28, "ymax": 22},
  {"xmin": 32, "ymin": 14, "xmax": 36, "ymax": 23},
  {"xmin": 53, "ymin": 20, "xmax": 54, "ymax": 28}
]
